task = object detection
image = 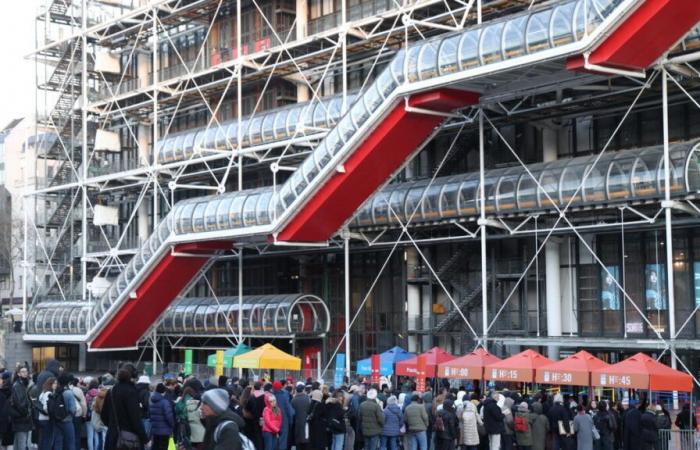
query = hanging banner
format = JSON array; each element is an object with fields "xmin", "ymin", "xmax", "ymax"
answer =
[
  {"xmin": 371, "ymin": 354, "xmax": 381, "ymax": 386},
  {"xmin": 645, "ymin": 264, "xmax": 667, "ymax": 310},
  {"xmin": 184, "ymin": 349, "xmax": 193, "ymax": 375},
  {"xmin": 600, "ymin": 266, "xmax": 621, "ymax": 310},
  {"xmin": 334, "ymin": 354, "xmax": 346, "ymax": 387},
  {"xmin": 416, "ymin": 354, "xmax": 428, "ymax": 393},
  {"xmin": 215, "ymin": 350, "xmax": 225, "ymax": 377}
]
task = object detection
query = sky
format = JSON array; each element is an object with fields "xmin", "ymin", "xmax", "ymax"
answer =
[{"xmin": 0, "ymin": 1, "xmax": 41, "ymax": 129}]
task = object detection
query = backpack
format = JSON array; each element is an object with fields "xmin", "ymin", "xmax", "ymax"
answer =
[
  {"xmin": 214, "ymin": 420, "xmax": 253, "ymax": 450},
  {"xmin": 514, "ymin": 415, "xmax": 529, "ymax": 432},
  {"xmin": 48, "ymin": 391, "xmax": 68, "ymax": 421},
  {"xmin": 434, "ymin": 414, "xmax": 445, "ymax": 432}
]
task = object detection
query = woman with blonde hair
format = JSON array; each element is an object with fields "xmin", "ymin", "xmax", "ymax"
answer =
[{"xmin": 262, "ymin": 394, "xmax": 282, "ymax": 450}]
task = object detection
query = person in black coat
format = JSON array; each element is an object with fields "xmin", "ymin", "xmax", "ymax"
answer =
[
  {"xmin": 307, "ymin": 391, "xmax": 327, "ymax": 450},
  {"xmin": 36, "ymin": 359, "xmax": 61, "ymax": 392},
  {"xmin": 623, "ymin": 403, "xmax": 642, "ymax": 450},
  {"xmin": 435, "ymin": 399, "xmax": 459, "ymax": 450},
  {"xmin": 291, "ymin": 385, "xmax": 310, "ymax": 450},
  {"xmin": 639, "ymin": 405, "xmax": 658, "ymax": 450},
  {"xmin": 547, "ymin": 394, "xmax": 571, "ymax": 450},
  {"xmin": 0, "ymin": 374, "xmax": 13, "ymax": 448},
  {"xmin": 10, "ymin": 366, "xmax": 34, "ymax": 450},
  {"xmin": 102, "ymin": 364, "xmax": 148, "ymax": 450}
]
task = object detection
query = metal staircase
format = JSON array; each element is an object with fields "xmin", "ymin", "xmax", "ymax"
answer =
[{"xmin": 433, "ymin": 275, "xmax": 488, "ymax": 332}]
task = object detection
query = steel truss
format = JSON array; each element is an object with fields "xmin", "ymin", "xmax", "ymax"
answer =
[{"xmin": 26, "ymin": 0, "xmax": 700, "ymax": 386}]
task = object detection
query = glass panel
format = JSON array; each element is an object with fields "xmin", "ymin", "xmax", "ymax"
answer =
[
  {"xmin": 479, "ymin": 22, "xmax": 505, "ymax": 65},
  {"xmin": 262, "ymin": 113, "xmax": 275, "ymax": 142},
  {"xmin": 406, "ymin": 45, "xmax": 422, "ymax": 82},
  {"xmin": 503, "ymin": 16, "xmax": 527, "ymax": 59},
  {"xmin": 202, "ymin": 127, "xmax": 217, "ymax": 149},
  {"xmin": 372, "ymin": 190, "xmax": 390, "ymax": 225},
  {"xmin": 256, "ymin": 191, "xmax": 273, "ymax": 225},
  {"xmin": 177, "ymin": 203, "xmax": 195, "ymax": 234},
  {"xmin": 376, "ymin": 68, "xmax": 396, "ymax": 98},
  {"xmin": 328, "ymin": 98, "xmax": 343, "ymax": 125},
  {"xmin": 350, "ymin": 98, "xmax": 370, "ymax": 128},
  {"xmin": 389, "ymin": 188, "xmax": 407, "ymax": 225},
  {"xmin": 418, "ymin": 41, "xmax": 439, "ymax": 80},
  {"xmin": 274, "ymin": 111, "xmax": 288, "ymax": 139},
  {"xmin": 560, "ymin": 165, "xmax": 584, "ymax": 204},
  {"xmin": 550, "ymin": 2, "xmax": 576, "ymax": 47},
  {"xmin": 363, "ymin": 83, "xmax": 384, "ymax": 112},
  {"xmin": 302, "ymin": 156, "xmax": 320, "ymax": 183},
  {"xmin": 313, "ymin": 102, "xmax": 327, "ymax": 128},
  {"xmin": 438, "ymin": 35, "xmax": 460, "ymax": 75},
  {"xmin": 458, "ymin": 179, "xmax": 478, "ymax": 215},
  {"xmin": 243, "ymin": 193, "xmax": 260, "ymax": 226},
  {"xmin": 337, "ymin": 116, "xmax": 356, "ymax": 142},
  {"xmin": 583, "ymin": 163, "xmax": 606, "ymax": 202},
  {"xmin": 405, "ymin": 185, "xmax": 426, "ymax": 220},
  {"xmin": 459, "ymin": 30, "xmax": 481, "ymax": 69},
  {"xmin": 538, "ymin": 169, "xmax": 560, "ymax": 208},
  {"xmin": 204, "ymin": 198, "xmax": 220, "ymax": 230},
  {"xmin": 526, "ymin": 9, "xmax": 552, "ymax": 53},
  {"xmin": 439, "ymin": 179, "xmax": 460, "ymax": 218},
  {"xmin": 355, "ymin": 198, "xmax": 373, "ymax": 227},
  {"xmin": 685, "ymin": 145, "xmax": 700, "ymax": 192},
  {"xmin": 216, "ymin": 196, "xmax": 234, "ymax": 230},
  {"xmin": 228, "ymin": 195, "xmax": 245, "ymax": 227},
  {"xmin": 192, "ymin": 202, "xmax": 207, "ymax": 232},
  {"xmin": 325, "ymin": 128, "xmax": 343, "ymax": 157},
  {"xmin": 390, "ymin": 49, "xmax": 406, "ymax": 84},
  {"xmin": 286, "ymin": 108, "xmax": 301, "ymax": 134},
  {"xmin": 607, "ymin": 162, "xmax": 631, "ymax": 200},
  {"xmin": 291, "ymin": 170, "xmax": 307, "ymax": 195},
  {"xmin": 496, "ymin": 173, "xmax": 518, "ymax": 212},
  {"xmin": 248, "ymin": 116, "xmax": 263, "ymax": 145},
  {"xmin": 313, "ymin": 142, "xmax": 332, "ymax": 171}
]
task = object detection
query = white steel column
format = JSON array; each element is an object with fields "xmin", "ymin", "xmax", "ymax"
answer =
[
  {"xmin": 661, "ymin": 69, "xmax": 678, "ymax": 410},
  {"xmin": 138, "ymin": 125, "xmax": 151, "ymax": 243},
  {"xmin": 542, "ymin": 126, "xmax": 562, "ymax": 359},
  {"xmin": 341, "ymin": 0, "xmax": 348, "ymax": 113},
  {"xmin": 152, "ymin": 8, "xmax": 159, "ymax": 228},
  {"xmin": 344, "ymin": 233, "xmax": 351, "ymax": 376},
  {"xmin": 236, "ymin": 0, "xmax": 243, "ymax": 350},
  {"xmin": 81, "ymin": 0, "xmax": 88, "ymax": 301},
  {"xmin": 406, "ymin": 248, "xmax": 420, "ymax": 353},
  {"xmin": 479, "ymin": 110, "xmax": 488, "ymax": 347},
  {"xmin": 295, "ymin": 0, "xmax": 307, "ymax": 41}
]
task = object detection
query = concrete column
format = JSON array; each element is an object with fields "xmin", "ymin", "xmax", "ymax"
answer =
[
  {"xmin": 78, "ymin": 343, "xmax": 87, "ymax": 372},
  {"xmin": 137, "ymin": 52, "xmax": 151, "ymax": 93},
  {"xmin": 406, "ymin": 248, "xmax": 420, "ymax": 353},
  {"xmin": 542, "ymin": 127, "xmax": 562, "ymax": 359},
  {"xmin": 296, "ymin": 0, "xmax": 307, "ymax": 41},
  {"xmin": 297, "ymin": 85, "xmax": 310, "ymax": 103},
  {"xmin": 137, "ymin": 124, "xmax": 151, "ymax": 243}
]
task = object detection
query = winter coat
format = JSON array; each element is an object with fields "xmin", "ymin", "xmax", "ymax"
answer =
[
  {"xmin": 482, "ymin": 398, "xmax": 505, "ymax": 435},
  {"xmin": 404, "ymin": 403, "xmax": 429, "ymax": 432},
  {"xmin": 593, "ymin": 410, "xmax": 616, "ymax": 442},
  {"xmin": 150, "ymin": 392, "xmax": 175, "ymax": 437},
  {"xmin": 655, "ymin": 411, "xmax": 671, "ymax": 430},
  {"xmin": 36, "ymin": 359, "xmax": 60, "ymax": 391},
  {"xmin": 72, "ymin": 385, "xmax": 88, "ymax": 418},
  {"xmin": 186, "ymin": 398, "xmax": 205, "ymax": 443},
  {"xmin": 359, "ymin": 399, "xmax": 384, "ymax": 437},
  {"xmin": 136, "ymin": 382, "xmax": 151, "ymax": 419},
  {"xmin": 262, "ymin": 406, "xmax": 283, "ymax": 434},
  {"xmin": 0, "ymin": 386, "xmax": 12, "ymax": 434},
  {"xmin": 435, "ymin": 404, "xmax": 459, "ymax": 441},
  {"xmin": 103, "ymin": 381, "xmax": 148, "ymax": 450},
  {"xmin": 325, "ymin": 397, "xmax": 346, "ymax": 435},
  {"xmin": 10, "ymin": 378, "xmax": 33, "ymax": 431},
  {"xmin": 61, "ymin": 388, "xmax": 78, "ymax": 422},
  {"xmin": 514, "ymin": 412, "xmax": 536, "ymax": 447},
  {"xmin": 623, "ymin": 407, "xmax": 642, "ymax": 449},
  {"xmin": 307, "ymin": 400, "xmax": 327, "ymax": 450},
  {"xmin": 382, "ymin": 403, "xmax": 403, "ymax": 437},
  {"xmin": 573, "ymin": 413, "xmax": 595, "ymax": 450},
  {"xmin": 291, "ymin": 393, "xmax": 310, "ymax": 444},
  {"xmin": 459, "ymin": 402, "xmax": 482, "ymax": 446},
  {"xmin": 273, "ymin": 389, "xmax": 294, "ymax": 445},
  {"xmin": 640, "ymin": 410, "xmax": 658, "ymax": 444},
  {"xmin": 530, "ymin": 403, "xmax": 549, "ymax": 450},
  {"xmin": 676, "ymin": 406, "xmax": 695, "ymax": 429},
  {"xmin": 202, "ymin": 410, "xmax": 242, "ymax": 450},
  {"xmin": 547, "ymin": 402, "xmax": 570, "ymax": 434}
]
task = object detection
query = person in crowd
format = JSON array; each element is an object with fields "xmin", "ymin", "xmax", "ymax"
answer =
[
  {"xmin": 514, "ymin": 402, "xmax": 536, "ymax": 450},
  {"xmin": 307, "ymin": 389, "xmax": 327, "ymax": 450},
  {"xmin": 676, "ymin": 402, "xmax": 696, "ymax": 450},
  {"xmin": 54, "ymin": 373, "xmax": 78, "ymax": 450},
  {"xmin": 326, "ymin": 390, "xmax": 347, "ymax": 450},
  {"xmin": 482, "ymin": 392, "xmax": 505, "ymax": 450},
  {"xmin": 573, "ymin": 404, "xmax": 594, "ymax": 450},
  {"xmin": 150, "ymin": 383, "xmax": 175, "ymax": 450},
  {"xmin": 272, "ymin": 381, "xmax": 294, "ymax": 450},
  {"xmin": 135, "ymin": 375, "xmax": 152, "ymax": 440},
  {"xmin": 291, "ymin": 383, "xmax": 310, "ymax": 450},
  {"xmin": 200, "ymin": 388, "xmax": 242, "ymax": 450},
  {"xmin": 639, "ymin": 403, "xmax": 658, "ymax": 450},
  {"xmin": 623, "ymin": 400, "xmax": 642, "ymax": 450},
  {"xmin": 654, "ymin": 403, "xmax": 671, "ymax": 450},
  {"xmin": 37, "ymin": 377, "xmax": 55, "ymax": 450},
  {"xmin": 102, "ymin": 364, "xmax": 148, "ymax": 450},
  {"xmin": 501, "ymin": 396, "xmax": 515, "ymax": 450},
  {"xmin": 10, "ymin": 366, "xmax": 33, "ymax": 450},
  {"xmin": 381, "ymin": 395, "xmax": 403, "ymax": 450},
  {"xmin": 360, "ymin": 388, "xmax": 385, "ymax": 450},
  {"xmin": 178, "ymin": 386, "xmax": 206, "ymax": 450},
  {"xmin": 0, "ymin": 372, "xmax": 13, "ymax": 449},
  {"xmin": 36, "ymin": 360, "xmax": 61, "ymax": 391},
  {"xmin": 435, "ymin": 398, "xmax": 458, "ymax": 450},
  {"xmin": 404, "ymin": 394, "xmax": 429, "ymax": 450},
  {"xmin": 262, "ymin": 394, "xmax": 283, "ymax": 450},
  {"xmin": 547, "ymin": 394, "xmax": 571, "ymax": 450},
  {"xmin": 69, "ymin": 376, "xmax": 87, "ymax": 450},
  {"xmin": 88, "ymin": 386, "xmax": 108, "ymax": 450},
  {"xmin": 530, "ymin": 401, "xmax": 548, "ymax": 450},
  {"xmin": 458, "ymin": 399, "xmax": 482, "ymax": 450},
  {"xmin": 593, "ymin": 400, "xmax": 615, "ymax": 450},
  {"xmin": 610, "ymin": 401, "xmax": 623, "ymax": 450}
]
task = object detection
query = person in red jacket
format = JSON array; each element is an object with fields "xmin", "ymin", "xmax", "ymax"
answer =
[{"xmin": 262, "ymin": 394, "xmax": 283, "ymax": 450}]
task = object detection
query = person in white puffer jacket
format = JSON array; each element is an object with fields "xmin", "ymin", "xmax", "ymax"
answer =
[{"xmin": 459, "ymin": 400, "xmax": 482, "ymax": 450}]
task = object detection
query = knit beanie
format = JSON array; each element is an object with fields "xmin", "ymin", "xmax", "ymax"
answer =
[{"xmin": 202, "ymin": 388, "xmax": 230, "ymax": 415}]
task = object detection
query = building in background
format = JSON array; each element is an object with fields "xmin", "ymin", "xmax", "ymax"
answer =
[{"xmin": 18, "ymin": 0, "xmax": 700, "ymax": 380}]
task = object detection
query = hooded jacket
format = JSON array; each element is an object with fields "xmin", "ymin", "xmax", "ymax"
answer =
[
  {"xmin": 203, "ymin": 410, "xmax": 242, "ymax": 450},
  {"xmin": 381, "ymin": 400, "xmax": 404, "ymax": 437},
  {"xmin": 436, "ymin": 400, "xmax": 459, "ymax": 441},
  {"xmin": 37, "ymin": 360, "xmax": 60, "ymax": 391},
  {"xmin": 530, "ymin": 402, "xmax": 549, "ymax": 450},
  {"xmin": 359, "ymin": 398, "xmax": 385, "ymax": 437},
  {"xmin": 262, "ymin": 395, "xmax": 283, "ymax": 434},
  {"xmin": 482, "ymin": 397, "xmax": 505, "ymax": 435},
  {"xmin": 150, "ymin": 392, "xmax": 175, "ymax": 437},
  {"xmin": 459, "ymin": 401, "xmax": 482, "ymax": 446},
  {"xmin": 404, "ymin": 402, "xmax": 429, "ymax": 432}
]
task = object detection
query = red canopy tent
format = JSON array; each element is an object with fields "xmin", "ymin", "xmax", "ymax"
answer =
[
  {"xmin": 535, "ymin": 350, "xmax": 609, "ymax": 386},
  {"xmin": 437, "ymin": 348, "xmax": 501, "ymax": 380},
  {"xmin": 591, "ymin": 352, "xmax": 693, "ymax": 392},
  {"xmin": 396, "ymin": 347, "xmax": 455, "ymax": 378},
  {"xmin": 485, "ymin": 349, "xmax": 553, "ymax": 383}
]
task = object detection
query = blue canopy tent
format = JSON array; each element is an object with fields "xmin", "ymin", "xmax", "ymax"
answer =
[{"xmin": 356, "ymin": 346, "xmax": 415, "ymax": 376}]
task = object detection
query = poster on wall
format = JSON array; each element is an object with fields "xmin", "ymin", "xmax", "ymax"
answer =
[
  {"xmin": 600, "ymin": 266, "xmax": 621, "ymax": 310},
  {"xmin": 645, "ymin": 263, "xmax": 667, "ymax": 310},
  {"xmin": 694, "ymin": 263, "xmax": 700, "ymax": 307}
]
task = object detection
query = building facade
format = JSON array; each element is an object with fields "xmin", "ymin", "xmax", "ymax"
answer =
[{"xmin": 23, "ymin": 0, "xmax": 700, "ymax": 379}]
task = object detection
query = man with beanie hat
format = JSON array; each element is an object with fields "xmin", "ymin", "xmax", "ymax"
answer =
[
  {"xmin": 273, "ymin": 381, "xmax": 295, "ymax": 450},
  {"xmin": 359, "ymin": 388, "xmax": 384, "ymax": 450},
  {"xmin": 201, "ymin": 388, "xmax": 243, "ymax": 450}
]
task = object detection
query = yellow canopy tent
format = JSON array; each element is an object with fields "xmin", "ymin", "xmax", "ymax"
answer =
[{"xmin": 232, "ymin": 343, "xmax": 301, "ymax": 370}]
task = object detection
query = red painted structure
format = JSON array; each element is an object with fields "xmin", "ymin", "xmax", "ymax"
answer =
[
  {"xmin": 90, "ymin": 241, "xmax": 231, "ymax": 349},
  {"xmin": 276, "ymin": 89, "xmax": 480, "ymax": 242},
  {"xmin": 567, "ymin": 0, "xmax": 700, "ymax": 71}
]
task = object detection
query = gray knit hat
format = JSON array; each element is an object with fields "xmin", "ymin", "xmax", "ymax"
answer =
[{"xmin": 202, "ymin": 388, "xmax": 230, "ymax": 415}]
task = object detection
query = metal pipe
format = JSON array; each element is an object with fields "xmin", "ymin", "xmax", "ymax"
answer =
[
  {"xmin": 662, "ymin": 69, "xmax": 679, "ymax": 410},
  {"xmin": 344, "ymin": 234, "xmax": 351, "ymax": 377},
  {"xmin": 479, "ymin": 110, "xmax": 488, "ymax": 346},
  {"xmin": 81, "ymin": 0, "xmax": 88, "ymax": 303}
]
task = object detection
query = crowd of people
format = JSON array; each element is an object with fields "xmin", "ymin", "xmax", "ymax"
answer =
[{"xmin": 0, "ymin": 359, "xmax": 695, "ymax": 450}]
